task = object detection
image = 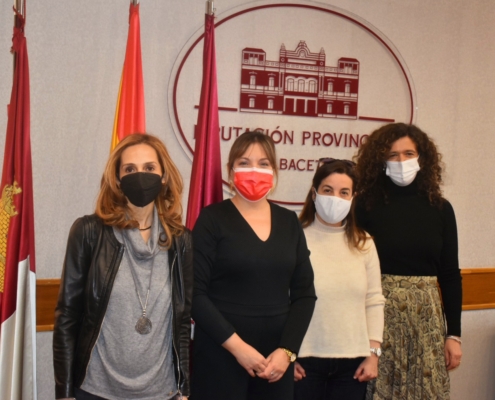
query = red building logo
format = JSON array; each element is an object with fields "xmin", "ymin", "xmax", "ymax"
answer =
[{"xmin": 240, "ymin": 41, "xmax": 359, "ymax": 119}]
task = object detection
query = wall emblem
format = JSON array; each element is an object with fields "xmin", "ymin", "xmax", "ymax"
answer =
[
  {"xmin": 240, "ymin": 41, "xmax": 360, "ymax": 119},
  {"xmin": 169, "ymin": 1, "xmax": 416, "ymax": 206}
]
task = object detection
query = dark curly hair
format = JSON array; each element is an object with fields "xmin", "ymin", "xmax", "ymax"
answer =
[
  {"xmin": 299, "ymin": 160, "xmax": 369, "ymax": 251},
  {"xmin": 354, "ymin": 123, "xmax": 445, "ymax": 209}
]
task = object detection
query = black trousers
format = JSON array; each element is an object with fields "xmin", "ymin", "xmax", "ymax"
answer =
[
  {"xmin": 294, "ymin": 357, "xmax": 367, "ymax": 400},
  {"xmin": 191, "ymin": 312, "xmax": 294, "ymax": 400},
  {"xmin": 74, "ymin": 388, "xmax": 107, "ymax": 400},
  {"xmin": 75, "ymin": 387, "xmax": 181, "ymax": 400}
]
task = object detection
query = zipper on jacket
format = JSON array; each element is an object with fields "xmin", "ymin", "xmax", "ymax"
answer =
[
  {"xmin": 83, "ymin": 246, "xmax": 124, "ymax": 384},
  {"xmin": 170, "ymin": 251, "xmax": 182, "ymax": 398}
]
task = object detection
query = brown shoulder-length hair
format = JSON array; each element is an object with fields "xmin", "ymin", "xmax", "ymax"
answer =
[
  {"xmin": 95, "ymin": 133, "xmax": 184, "ymax": 248},
  {"xmin": 354, "ymin": 123, "xmax": 445, "ymax": 210},
  {"xmin": 299, "ymin": 160, "xmax": 369, "ymax": 251},
  {"xmin": 227, "ymin": 131, "xmax": 279, "ymax": 182}
]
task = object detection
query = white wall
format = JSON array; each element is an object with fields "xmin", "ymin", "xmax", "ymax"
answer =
[{"xmin": 1, "ymin": 0, "xmax": 494, "ymax": 399}]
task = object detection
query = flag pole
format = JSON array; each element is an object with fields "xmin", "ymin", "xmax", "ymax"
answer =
[
  {"xmin": 12, "ymin": 0, "xmax": 23, "ymax": 76},
  {"xmin": 14, "ymin": 0, "xmax": 23, "ymax": 19},
  {"xmin": 206, "ymin": 0, "xmax": 215, "ymax": 16}
]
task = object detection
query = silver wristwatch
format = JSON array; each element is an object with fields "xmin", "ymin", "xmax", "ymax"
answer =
[{"xmin": 370, "ymin": 347, "xmax": 382, "ymax": 357}]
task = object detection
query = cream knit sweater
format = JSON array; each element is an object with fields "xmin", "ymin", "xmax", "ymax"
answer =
[{"xmin": 298, "ymin": 217, "xmax": 385, "ymax": 358}]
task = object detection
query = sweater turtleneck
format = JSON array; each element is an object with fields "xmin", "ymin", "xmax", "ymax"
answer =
[
  {"xmin": 300, "ymin": 217, "xmax": 385, "ymax": 358},
  {"xmin": 355, "ymin": 176, "xmax": 462, "ymax": 336},
  {"xmin": 385, "ymin": 175, "xmax": 420, "ymax": 196},
  {"xmin": 312, "ymin": 213, "xmax": 346, "ymax": 234}
]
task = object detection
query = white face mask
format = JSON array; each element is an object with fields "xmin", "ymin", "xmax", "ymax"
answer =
[
  {"xmin": 314, "ymin": 193, "xmax": 352, "ymax": 225},
  {"xmin": 385, "ymin": 157, "xmax": 420, "ymax": 187}
]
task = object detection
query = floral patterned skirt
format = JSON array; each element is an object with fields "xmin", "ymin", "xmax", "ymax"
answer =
[{"xmin": 366, "ymin": 275, "xmax": 450, "ymax": 400}]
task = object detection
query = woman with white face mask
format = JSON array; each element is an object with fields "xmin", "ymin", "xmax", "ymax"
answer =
[
  {"xmin": 191, "ymin": 131, "xmax": 316, "ymax": 400},
  {"xmin": 294, "ymin": 159, "xmax": 385, "ymax": 400},
  {"xmin": 354, "ymin": 123, "xmax": 462, "ymax": 400}
]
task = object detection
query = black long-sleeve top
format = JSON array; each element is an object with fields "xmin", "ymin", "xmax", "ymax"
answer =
[
  {"xmin": 355, "ymin": 179, "xmax": 462, "ymax": 336},
  {"xmin": 192, "ymin": 200, "xmax": 316, "ymax": 353}
]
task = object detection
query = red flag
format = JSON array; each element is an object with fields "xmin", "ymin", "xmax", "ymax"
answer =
[
  {"xmin": 111, "ymin": 2, "xmax": 146, "ymax": 150},
  {"xmin": 186, "ymin": 13, "xmax": 223, "ymax": 229},
  {"xmin": 0, "ymin": 6, "xmax": 37, "ymax": 399}
]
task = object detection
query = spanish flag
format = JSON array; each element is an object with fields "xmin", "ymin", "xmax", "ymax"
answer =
[
  {"xmin": 0, "ymin": 7, "xmax": 37, "ymax": 399},
  {"xmin": 111, "ymin": 2, "xmax": 146, "ymax": 151}
]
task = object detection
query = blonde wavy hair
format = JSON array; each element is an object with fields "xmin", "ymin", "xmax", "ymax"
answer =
[{"xmin": 95, "ymin": 133, "xmax": 184, "ymax": 248}]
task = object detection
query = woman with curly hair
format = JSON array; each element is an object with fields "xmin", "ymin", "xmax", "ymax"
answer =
[
  {"xmin": 53, "ymin": 134, "xmax": 192, "ymax": 400},
  {"xmin": 354, "ymin": 123, "xmax": 462, "ymax": 400}
]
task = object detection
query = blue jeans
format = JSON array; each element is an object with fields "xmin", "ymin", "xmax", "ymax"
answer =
[{"xmin": 294, "ymin": 357, "xmax": 367, "ymax": 400}]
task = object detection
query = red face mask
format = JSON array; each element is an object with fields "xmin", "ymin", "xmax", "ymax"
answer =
[{"xmin": 233, "ymin": 167, "xmax": 274, "ymax": 202}]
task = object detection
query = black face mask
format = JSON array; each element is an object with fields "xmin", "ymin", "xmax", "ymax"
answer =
[{"xmin": 119, "ymin": 172, "xmax": 163, "ymax": 207}]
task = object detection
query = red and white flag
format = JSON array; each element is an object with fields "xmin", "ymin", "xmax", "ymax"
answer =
[{"xmin": 0, "ymin": 6, "xmax": 37, "ymax": 400}]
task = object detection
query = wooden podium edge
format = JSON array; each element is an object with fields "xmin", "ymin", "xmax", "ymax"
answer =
[{"xmin": 35, "ymin": 268, "xmax": 495, "ymax": 331}]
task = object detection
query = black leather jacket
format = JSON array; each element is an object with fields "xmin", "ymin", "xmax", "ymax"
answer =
[{"xmin": 53, "ymin": 214, "xmax": 192, "ymax": 399}]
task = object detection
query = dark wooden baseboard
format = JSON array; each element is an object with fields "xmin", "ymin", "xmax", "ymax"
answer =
[{"xmin": 35, "ymin": 268, "xmax": 495, "ymax": 331}]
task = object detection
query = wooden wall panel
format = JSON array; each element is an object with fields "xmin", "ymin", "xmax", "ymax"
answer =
[
  {"xmin": 36, "ymin": 279, "xmax": 60, "ymax": 332},
  {"xmin": 36, "ymin": 268, "xmax": 495, "ymax": 331},
  {"xmin": 460, "ymin": 268, "xmax": 495, "ymax": 310}
]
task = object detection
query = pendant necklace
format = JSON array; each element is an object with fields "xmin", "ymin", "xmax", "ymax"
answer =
[
  {"xmin": 135, "ymin": 291, "xmax": 152, "ymax": 334},
  {"xmin": 128, "ymin": 249, "xmax": 155, "ymax": 335}
]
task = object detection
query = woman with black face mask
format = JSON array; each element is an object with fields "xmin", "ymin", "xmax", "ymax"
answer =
[{"xmin": 53, "ymin": 134, "xmax": 192, "ymax": 400}]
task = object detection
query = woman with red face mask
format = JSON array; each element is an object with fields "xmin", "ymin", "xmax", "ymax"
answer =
[{"xmin": 191, "ymin": 131, "xmax": 316, "ymax": 400}]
